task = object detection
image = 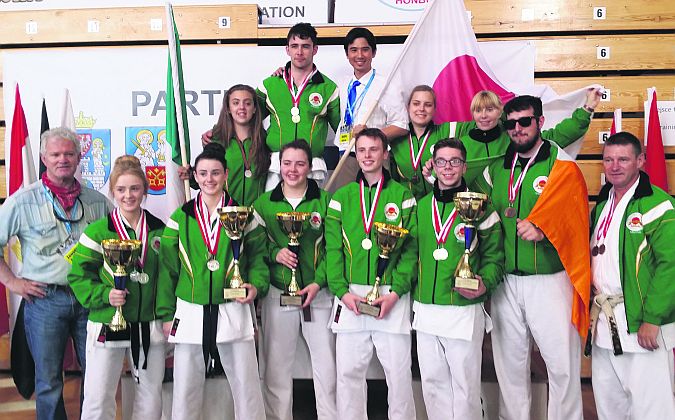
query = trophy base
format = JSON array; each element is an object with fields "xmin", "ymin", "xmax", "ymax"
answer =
[
  {"xmin": 455, "ymin": 276, "xmax": 479, "ymax": 290},
  {"xmin": 223, "ymin": 287, "xmax": 247, "ymax": 300},
  {"xmin": 280, "ymin": 294, "xmax": 303, "ymax": 307},
  {"xmin": 357, "ymin": 302, "xmax": 381, "ymax": 317}
]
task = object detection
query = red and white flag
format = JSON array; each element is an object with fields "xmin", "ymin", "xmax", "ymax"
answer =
[
  {"xmin": 644, "ymin": 88, "xmax": 669, "ymax": 191},
  {"xmin": 3, "ymin": 84, "xmax": 38, "ymax": 336},
  {"xmin": 384, "ymin": 0, "xmax": 594, "ymax": 156},
  {"xmin": 610, "ymin": 108, "xmax": 622, "ymax": 135}
]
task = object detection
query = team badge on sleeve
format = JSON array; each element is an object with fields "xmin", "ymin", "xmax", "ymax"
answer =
[
  {"xmin": 309, "ymin": 92, "xmax": 323, "ymax": 107},
  {"xmin": 532, "ymin": 176, "xmax": 548, "ymax": 195},
  {"xmin": 626, "ymin": 212, "xmax": 643, "ymax": 232},
  {"xmin": 310, "ymin": 212, "xmax": 322, "ymax": 229},
  {"xmin": 384, "ymin": 203, "xmax": 400, "ymax": 221}
]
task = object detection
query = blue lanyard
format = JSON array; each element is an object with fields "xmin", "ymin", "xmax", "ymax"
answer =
[
  {"xmin": 43, "ymin": 184, "xmax": 79, "ymax": 234},
  {"xmin": 345, "ymin": 69, "xmax": 376, "ymax": 126}
]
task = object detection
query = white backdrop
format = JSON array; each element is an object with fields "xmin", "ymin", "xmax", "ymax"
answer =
[{"xmin": 3, "ymin": 41, "xmax": 534, "ymax": 218}]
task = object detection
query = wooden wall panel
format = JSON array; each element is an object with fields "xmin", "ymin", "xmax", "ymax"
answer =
[
  {"xmin": 537, "ymin": 75, "xmax": 675, "ymax": 113},
  {"xmin": 0, "ymin": 85, "xmax": 4, "ymax": 121},
  {"xmin": 0, "ymin": 166, "xmax": 5, "ymax": 199},
  {"xmin": 580, "ymin": 118, "xmax": 645, "ymax": 155},
  {"xmin": 579, "ymin": 160, "xmax": 675, "ymax": 195},
  {"xmin": 0, "ymin": 127, "xmax": 4, "ymax": 160},
  {"xmin": 0, "ymin": 5, "xmax": 258, "ymax": 44}
]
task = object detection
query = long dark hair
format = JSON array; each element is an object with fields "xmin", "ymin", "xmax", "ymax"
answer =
[{"xmin": 212, "ymin": 84, "xmax": 270, "ymax": 178}]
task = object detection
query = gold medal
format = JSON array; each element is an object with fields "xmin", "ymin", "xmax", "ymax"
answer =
[{"xmin": 361, "ymin": 238, "xmax": 373, "ymax": 250}]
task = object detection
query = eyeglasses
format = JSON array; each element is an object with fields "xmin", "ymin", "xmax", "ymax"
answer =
[
  {"xmin": 503, "ymin": 115, "xmax": 538, "ymax": 130},
  {"xmin": 433, "ymin": 157, "xmax": 465, "ymax": 168}
]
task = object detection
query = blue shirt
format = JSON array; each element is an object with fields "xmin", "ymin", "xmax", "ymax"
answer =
[{"xmin": 0, "ymin": 180, "xmax": 112, "ymax": 285}]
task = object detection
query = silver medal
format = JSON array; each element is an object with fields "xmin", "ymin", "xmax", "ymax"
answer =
[
  {"xmin": 291, "ymin": 114, "xmax": 301, "ymax": 124},
  {"xmin": 361, "ymin": 238, "xmax": 372, "ymax": 250},
  {"xmin": 244, "ymin": 169, "xmax": 252, "ymax": 178},
  {"xmin": 137, "ymin": 273, "xmax": 150, "ymax": 284},
  {"xmin": 290, "ymin": 106, "xmax": 300, "ymax": 116},
  {"xmin": 207, "ymin": 259, "xmax": 220, "ymax": 271},
  {"xmin": 433, "ymin": 248, "xmax": 448, "ymax": 261},
  {"xmin": 130, "ymin": 270, "xmax": 141, "ymax": 282}
]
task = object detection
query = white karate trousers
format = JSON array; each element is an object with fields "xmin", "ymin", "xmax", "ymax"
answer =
[
  {"xmin": 416, "ymin": 307, "xmax": 485, "ymax": 420},
  {"xmin": 259, "ymin": 289, "xmax": 337, "ymax": 420},
  {"xmin": 81, "ymin": 327, "xmax": 165, "ymax": 420},
  {"xmin": 491, "ymin": 272, "xmax": 583, "ymax": 420},
  {"xmin": 335, "ymin": 330, "xmax": 416, "ymax": 420},
  {"xmin": 171, "ymin": 340, "xmax": 265, "ymax": 420},
  {"xmin": 592, "ymin": 343, "xmax": 675, "ymax": 420}
]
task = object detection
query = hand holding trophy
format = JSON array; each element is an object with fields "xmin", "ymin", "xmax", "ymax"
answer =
[
  {"xmin": 101, "ymin": 239, "xmax": 141, "ymax": 332},
  {"xmin": 217, "ymin": 206, "xmax": 253, "ymax": 300},
  {"xmin": 358, "ymin": 222, "xmax": 409, "ymax": 317},
  {"xmin": 453, "ymin": 191, "xmax": 488, "ymax": 290},
  {"xmin": 276, "ymin": 211, "xmax": 311, "ymax": 306}
]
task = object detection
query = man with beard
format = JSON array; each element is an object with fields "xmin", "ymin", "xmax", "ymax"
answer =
[{"xmin": 476, "ymin": 95, "xmax": 590, "ymax": 420}]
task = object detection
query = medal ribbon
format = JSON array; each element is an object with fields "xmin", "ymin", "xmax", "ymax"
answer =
[
  {"xmin": 345, "ymin": 69, "xmax": 376, "ymax": 126},
  {"xmin": 284, "ymin": 67, "xmax": 316, "ymax": 109},
  {"xmin": 234, "ymin": 138, "xmax": 251, "ymax": 174},
  {"xmin": 195, "ymin": 193, "xmax": 224, "ymax": 256},
  {"xmin": 507, "ymin": 143, "xmax": 543, "ymax": 205},
  {"xmin": 359, "ymin": 175, "xmax": 384, "ymax": 235},
  {"xmin": 409, "ymin": 129, "xmax": 432, "ymax": 172},
  {"xmin": 431, "ymin": 196, "xmax": 458, "ymax": 245},
  {"xmin": 595, "ymin": 191, "xmax": 616, "ymax": 244},
  {"xmin": 112, "ymin": 208, "xmax": 148, "ymax": 268}
]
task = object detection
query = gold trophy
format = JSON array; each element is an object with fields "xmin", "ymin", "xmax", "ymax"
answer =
[
  {"xmin": 217, "ymin": 206, "xmax": 252, "ymax": 300},
  {"xmin": 453, "ymin": 191, "xmax": 488, "ymax": 290},
  {"xmin": 101, "ymin": 239, "xmax": 141, "ymax": 332},
  {"xmin": 276, "ymin": 211, "xmax": 311, "ymax": 306},
  {"xmin": 358, "ymin": 222, "xmax": 409, "ymax": 317}
]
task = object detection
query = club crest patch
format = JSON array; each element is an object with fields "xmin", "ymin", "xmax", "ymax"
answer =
[
  {"xmin": 308, "ymin": 92, "xmax": 323, "ymax": 107},
  {"xmin": 384, "ymin": 203, "xmax": 400, "ymax": 221},
  {"xmin": 626, "ymin": 212, "xmax": 643, "ymax": 232},
  {"xmin": 532, "ymin": 176, "xmax": 548, "ymax": 195},
  {"xmin": 310, "ymin": 212, "xmax": 322, "ymax": 229},
  {"xmin": 454, "ymin": 223, "xmax": 466, "ymax": 242}
]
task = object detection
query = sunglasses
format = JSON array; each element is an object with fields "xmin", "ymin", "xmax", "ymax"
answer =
[{"xmin": 503, "ymin": 115, "xmax": 538, "ymax": 130}]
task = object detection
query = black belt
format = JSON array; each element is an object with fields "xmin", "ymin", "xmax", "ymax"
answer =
[
  {"xmin": 202, "ymin": 304, "xmax": 224, "ymax": 377},
  {"xmin": 130, "ymin": 321, "xmax": 151, "ymax": 377}
]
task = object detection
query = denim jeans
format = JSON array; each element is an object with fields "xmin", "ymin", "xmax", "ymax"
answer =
[{"xmin": 24, "ymin": 285, "xmax": 88, "ymax": 420}]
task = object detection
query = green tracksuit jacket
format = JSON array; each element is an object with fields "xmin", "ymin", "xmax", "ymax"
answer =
[
  {"xmin": 414, "ymin": 181, "xmax": 504, "ymax": 305},
  {"xmin": 68, "ymin": 210, "xmax": 165, "ymax": 323},
  {"xmin": 257, "ymin": 62, "xmax": 340, "ymax": 158},
  {"xmin": 326, "ymin": 170, "xmax": 418, "ymax": 299},
  {"xmin": 212, "ymin": 134, "xmax": 267, "ymax": 207},
  {"xmin": 252, "ymin": 179, "xmax": 330, "ymax": 292},
  {"xmin": 591, "ymin": 172, "xmax": 675, "ymax": 332},
  {"xmin": 156, "ymin": 194, "xmax": 269, "ymax": 321},
  {"xmin": 475, "ymin": 140, "xmax": 565, "ymax": 275},
  {"xmin": 390, "ymin": 122, "xmax": 452, "ymax": 200}
]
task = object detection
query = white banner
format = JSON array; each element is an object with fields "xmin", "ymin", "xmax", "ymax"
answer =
[
  {"xmin": 335, "ymin": 0, "xmax": 431, "ymax": 24},
  {"xmin": 645, "ymin": 100, "xmax": 675, "ymax": 146},
  {"xmin": 4, "ymin": 41, "xmax": 534, "ymax": 220},
  {"xmin": 0, "ymin": 0, "xmax": 329, "ymax": 24}
]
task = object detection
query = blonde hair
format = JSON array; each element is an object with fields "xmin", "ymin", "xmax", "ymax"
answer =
[
  {"xmin": 470, "ymin": 90, "xmax": 503, "ymax": 114},
  {"xmin": 109, "ymin": 155, "xmax": 148, "ymax": 194}
]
